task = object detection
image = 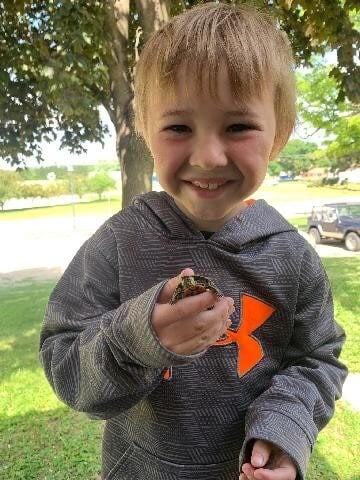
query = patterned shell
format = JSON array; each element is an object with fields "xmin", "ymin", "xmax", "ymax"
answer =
[{"xmin": 170, "ymin": 275, "xmax": 223, "ymax": 304}]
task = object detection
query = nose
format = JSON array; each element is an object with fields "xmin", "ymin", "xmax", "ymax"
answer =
[{"xmin": 189, "ymin": 133, "xmax": 228, "ymax": 170}]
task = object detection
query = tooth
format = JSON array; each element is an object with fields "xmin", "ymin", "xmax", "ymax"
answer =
[
  {"xmin": 192, "ymin": 181, "xmax": 221, "ymax": 190},
  {"xmin": 194, "ymin": 181, "xmax": 208, "ymax": 188}
]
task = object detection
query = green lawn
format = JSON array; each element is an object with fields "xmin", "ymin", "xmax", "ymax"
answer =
[
  {"xmin": 0, "ymin": 261, "xmax": 359, "ymax": 479},
  {"xmin": 323, "ymin": 257, "xmax": 360, "ymax": 373},
  {"xmin": 0, "ymin": 196, "xmax": 122, "ymax": 221},
  {"xmin": 0, "ymin": 281, "xmax": 102, "ymax": 479},
  {"xmin": 256, "ymin": 180, "xmax": 360, "ymax": 204}
]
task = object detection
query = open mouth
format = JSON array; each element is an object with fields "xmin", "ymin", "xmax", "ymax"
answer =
[{"xmin": 190, "ymin": 180, "xmax": 228, "ymax": 191}]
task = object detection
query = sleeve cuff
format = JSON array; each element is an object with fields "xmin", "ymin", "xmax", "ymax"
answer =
[{"xmin": 239, "ymin": 407, "xmax": 314, "ymax": 479}]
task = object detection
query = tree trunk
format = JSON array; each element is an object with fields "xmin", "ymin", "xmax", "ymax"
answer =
[
  {"xmin": 122, "ymin": 133, "xmax": 153, "ymax": 204},
  {"xmin": 104, "ymin": 0, "xmax": 170, "ymax": 208}
]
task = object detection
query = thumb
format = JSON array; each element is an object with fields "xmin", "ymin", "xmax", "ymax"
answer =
[
  {"xmin": 157, "ymin": 268, "xmax": 194, "ymax": 304},
  {"xmin": 251, "ymin": 439, "xmax": 272, "ymax": 468}
]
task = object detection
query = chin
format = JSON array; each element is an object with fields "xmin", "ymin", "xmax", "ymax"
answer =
[{"xmin": 190, "ymin": 208, "xmax": 228, "ymax": 226}]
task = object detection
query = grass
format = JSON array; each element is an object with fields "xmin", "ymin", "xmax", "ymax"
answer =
[
  {"xmin": 255, "ymin": 180, "xmax": 360, "ymax": 204},
  {"xmin": 322, "ymin": 257, "xmax": 360, "ymax": 373},
  {"xmin": 0, "ymin": 281, "xmax": 102, "ymax": 479},
  {"xmin": 0, "ymin": 196, "xmax": 122, "ymax": 221},
  {"xmin": 288, "ymin": 215, "xmax": 308, "ymax": 230},
  {"xmin": 0, "ymin": 268, "xmax": 359, "ymax": 479}
]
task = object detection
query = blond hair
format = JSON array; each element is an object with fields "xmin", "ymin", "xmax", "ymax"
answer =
[{"xmin": 134, "ymin": 2, "xmax": 296, "ymax": 158}]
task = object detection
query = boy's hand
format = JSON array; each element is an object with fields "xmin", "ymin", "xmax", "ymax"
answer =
[
  {"xmin": 152, "ymin": 268, "xmax": 234, "ymax": 355},
  {"xmin": 239, "ymin": 439, "xmax": 297, "ymax": 480}
]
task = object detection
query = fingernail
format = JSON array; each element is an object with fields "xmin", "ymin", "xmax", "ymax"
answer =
[
  {"xmin": 226, "ymin": 319, "xmax": 232, "ymax": 327},
  {"xmin": 252, "ymin": 453, "xmax": 264, "ymax": 467}
]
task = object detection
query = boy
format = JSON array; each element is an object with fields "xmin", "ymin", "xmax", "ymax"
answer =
[{"xmin": 39, "ymin": 3, "xmax": 347, "ymax": 480}]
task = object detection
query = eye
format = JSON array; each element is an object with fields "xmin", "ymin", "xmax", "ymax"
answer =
[
  {"xmin": 165, "ymin": 124, "xmax": 191, "ymax": 134},
  {"xmin": 227, "ymin": 123, "xmax": 252, "ymax": 133}
]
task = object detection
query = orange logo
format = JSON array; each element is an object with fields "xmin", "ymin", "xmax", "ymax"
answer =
[
  {"xmin": 214, "ymin": 294, "xmax": 275, "ymax": 375},
  {"xmin": 163, "ymin": 293, "xmax": 275, "ymax": 380}
]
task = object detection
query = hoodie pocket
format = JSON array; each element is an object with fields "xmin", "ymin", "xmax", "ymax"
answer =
[{"xmin": 106, "ymin": 442, "xmax": 238, "ymax": 480}]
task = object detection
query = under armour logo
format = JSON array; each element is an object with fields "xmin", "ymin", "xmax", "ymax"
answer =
[{"xmin": 214, "ymin": 294, "xmax": 275, "ymax": 375}]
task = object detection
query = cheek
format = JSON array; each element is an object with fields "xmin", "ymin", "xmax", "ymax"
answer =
[
  {"xmin": 231, "ymin": 140, "xmax": 270, "ymax": 171},
  {"xmin": 151, "ymin": 140, "xmax": 186, "ymax": 174}
]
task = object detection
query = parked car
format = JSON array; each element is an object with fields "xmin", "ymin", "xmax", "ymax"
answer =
[{"xmin": 307, "ymin": 202, "xmax": 360, "ymax": 251}]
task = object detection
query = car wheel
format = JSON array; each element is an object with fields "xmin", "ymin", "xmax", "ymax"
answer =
[
  {"xmin": 309, "ymin": 227, "xmax": 321, "ymax": 244},
  {"xmin": 344, "ymin": 232, "xmax": 360, "ymax": 251}
]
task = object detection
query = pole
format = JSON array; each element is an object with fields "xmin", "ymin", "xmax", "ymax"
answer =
[{"xmin": 67, "ymin": 165, "xmax": 76, "ymax": 230}]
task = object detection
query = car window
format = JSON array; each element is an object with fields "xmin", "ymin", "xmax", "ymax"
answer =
[
  {"xmin": 321, "ymin": 209, "xmax": 337, "ymax": 222},
  {"xmin": 338, "ymin": 205, "xmax": 360, "ymax": 217},
  {"xmin": 348, "ymin": 205, "xmax": 360, "ymax": 216}
]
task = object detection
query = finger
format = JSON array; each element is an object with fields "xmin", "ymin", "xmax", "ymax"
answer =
[
  {"xmin": 253, "ymin": 451, "xmax": 297, "ymax": 480},
  {"xmin": 155, "ymin": 297, "xmax": 232, "ymax": 354},
  {"xmin": 241, "ymin": 463, "xmax": 256, "ymax": 479},
  {"xmin": 251, "ymin": 439, "xmax": 272, "ymax": 468},
  {"xmin": 157, "ymin": 268, "xmax": 194, "ymax": 304},
  {"xmin": 154, "ymin": 290, "xmax": 218, "ymax": 330},
  {"xmin": 169, "ymin": 289, "xmax": 221, "ymax": 322},
  {"xmin": 171, "ymin": 317, "xmax": 232, "ymax": 354},
  {"xmin": 224, "ymin": 296, "xmax": 235, "ymax": 315},
  {"xmin": 252, "ymin": 464, "xmax": 297, "ymax": 480}
]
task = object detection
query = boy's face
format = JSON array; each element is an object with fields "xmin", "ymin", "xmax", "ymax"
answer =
[{"xmin": 145, "ymin": 68, "xmax": 277, "ymax": 231}]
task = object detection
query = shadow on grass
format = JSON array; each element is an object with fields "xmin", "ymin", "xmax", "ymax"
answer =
[
  {"xmin": 0, "ymin": 407, "xmax": 102, "ymax": 480},
  {"xmin": 0, "ymin": 280, "xmax": 56, "ymax": 383}
]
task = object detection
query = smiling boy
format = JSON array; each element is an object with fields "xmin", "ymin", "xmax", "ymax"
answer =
[
  {"xmin": 144, "ymin": 67, "xmax": 277, "ymax": 232},
  {"xmin": 40, "ymin": 3, "xmax": 347, "ymax": 480}
]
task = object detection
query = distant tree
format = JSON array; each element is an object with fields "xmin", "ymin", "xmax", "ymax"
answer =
[
  {"xmin": 1, "ymin": 0, "xmax": 358, "ymax": 206},
  {"xmin": 0, "ymin": 170, "xmax": 20, "ymax": 210},
  {"xmin": 267, "ymin": 161, "xmax": 283, "ymax": 178},
  {"xmin": 17, "ymin": 182, "xmax": 47, "ymax": 200},
  {"xmin": 297, "ymin": 62, "xmax": 360, "ymax": 171},
  {"xmin": 18, "ymin": 165, "xmax": 68, "ymax": 180},
  {"xmin": 323, "ymin": 114, "xmax": 360, "ymax": 171},
  {"xmin": 87, "ymin": 171, "xmax": 116, "ymax": 200},
  {"xmin": 72, "ymin": 174, "xmax": 91, "ymax": 199},
  {"xmin": 44, "ymin": 180, "xmax": 69, "ymax": 197},
  {"xmin": 269, "ymin": 139, "xmax": 317, "ymax": 177}
]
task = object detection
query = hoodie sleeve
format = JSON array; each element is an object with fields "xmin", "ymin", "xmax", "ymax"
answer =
[
  {"xmin": 239, "ymin": 246, "xmax": 347, "ymax": 479},
  {"xmin": 39, "ymin": 223, "xmax": 202, "ymax": 419}
]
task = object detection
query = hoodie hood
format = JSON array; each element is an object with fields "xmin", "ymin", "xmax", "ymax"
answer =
[{"xmin": 131, "ymin": 191, "xmax": 296, "ymax": 248}]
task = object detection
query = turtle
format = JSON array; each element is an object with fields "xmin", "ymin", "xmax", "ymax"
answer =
[{"xmin": 170, "ymin": 275, "xmax": 223, "ymax": 304}]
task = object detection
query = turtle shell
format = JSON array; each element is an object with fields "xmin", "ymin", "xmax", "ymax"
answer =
[{"xmin": 170, "ymin": 275, "xmax": 223, "ymax": 304}]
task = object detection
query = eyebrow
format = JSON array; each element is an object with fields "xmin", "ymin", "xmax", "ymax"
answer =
[
  {"xmin": 160, "ymin": 109, "xmax": 194, "ymax": 118},
  {"xmin": 160, "ymin": 108, "xmax": 257, "ymax": 118}
]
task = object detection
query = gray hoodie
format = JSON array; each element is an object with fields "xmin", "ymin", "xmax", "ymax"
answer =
[{"xmin": 40, "ymin": 191, "xmax": 347, "ymax": 480}]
